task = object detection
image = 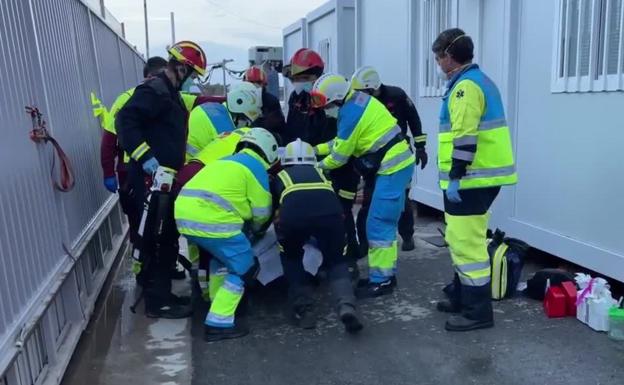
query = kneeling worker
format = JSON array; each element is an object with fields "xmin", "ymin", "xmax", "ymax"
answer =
[
  {"xmin": 174, "ymin": 128, "xmax": 278, "ymax": 342},
  {"xmin": 273, "ymin": 139, "xmax": 363, "ymax": 333}
]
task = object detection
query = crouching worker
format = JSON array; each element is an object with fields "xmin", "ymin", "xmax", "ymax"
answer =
[
  {"xmin": 174, "ymin": 128, "xmax": 278, "ymax": 342},
  {"xmin": 273, "ymin": 139, "xmax": 363, "ymax": 333}
]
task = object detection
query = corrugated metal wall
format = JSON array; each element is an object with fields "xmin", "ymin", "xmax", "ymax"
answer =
[{"xmin": 0, "ymin": 0, "xmax": 142, "ymax": 383}]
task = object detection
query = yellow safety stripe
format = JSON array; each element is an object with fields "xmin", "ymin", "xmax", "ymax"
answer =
[
  {"xmin": 280, "ymin": 183, "xmax": 335, "ymax": 203},
  {"xmin": 414, "ymin": 134, "xmax": 427, "ymax": 143},
  {"xmin": 338, "ymin": 189, "xmax": 356, "ymax": 200},
  {"xmin": 277, "ymin": 170, "xmax": 294, "ymax": 188},
  {"xmin": 131, "ymin": 142, "xmax": 150, "ymax": 161}
]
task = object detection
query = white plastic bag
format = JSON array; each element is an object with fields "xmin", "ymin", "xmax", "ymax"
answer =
[{"xmin": 575, "ymin": 273, "xmax": 616, "ymax": 331}]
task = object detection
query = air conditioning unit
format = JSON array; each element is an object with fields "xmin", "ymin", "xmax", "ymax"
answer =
[{"xmin": 249, "ymin": 46, "xmax": 283, "ymax": 66}]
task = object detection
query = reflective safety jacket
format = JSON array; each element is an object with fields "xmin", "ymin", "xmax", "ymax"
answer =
[
  {"xmin": 175, "ymin": 148, "xmax": 272, "ymax": 238},
  {"xmin": 101, "ymin": 88, "xmax": 135, "ymax": 177},
  {"xmin": 439, "ymin": 64, "xmax": 517, "ymax": 190},
  {"xmin": 193, "ymin": 127, "xmax": 251, "ymax": 165},
  {"xmin": 318, "ymin": 91, "xmax": 414, "ymax": 176},
  {"xmin": 271, "ymin": 165, "xmax": 342, "ymax": 224},
  {"xmin": 186, "ymin": 102, "xmax": 235, "ymax": 161}
]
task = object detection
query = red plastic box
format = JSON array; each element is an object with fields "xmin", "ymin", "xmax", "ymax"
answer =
[
  {"xmin": 560, "ymin": 281, "xmax": 577, "ymax": 316},
  {"xmin": 544, "ymin": 286, "xmax": 567, "ymax": 318}
]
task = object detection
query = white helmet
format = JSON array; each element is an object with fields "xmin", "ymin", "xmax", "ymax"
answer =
[
  {"xmin": 282, "ymin": 138, "xmax": 316, "ymax": 166},
  {"xmin": 227, "ymin": 81, "xmax": 263, "ymax": 122},
  {"xmin": 310, "ymin": 73, "xmax": 350, "ymax": 108},
  {"xmin": 239, "ymin": 127, "xmax": 279, "ymax": 164},
  {"xmin": 351, "ymin": 66, "xmax": 381, "ymax": 91}
]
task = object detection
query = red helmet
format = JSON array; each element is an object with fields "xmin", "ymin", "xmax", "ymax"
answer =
[
  {"xmin": 244, "ymin": 66, "xmax": 267, "ymax": 85},
  {"xmin": 168, "ymin": 41, "xmax": 207, "ymax": 76},
  {"xmin": 289, "ymin": 48, "xmax": 324, "ymax": 78}
]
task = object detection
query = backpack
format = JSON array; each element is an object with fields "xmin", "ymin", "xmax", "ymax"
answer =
[{"xmin": 488, "ymin": 229, "xmax": 529, "ymax": 300}]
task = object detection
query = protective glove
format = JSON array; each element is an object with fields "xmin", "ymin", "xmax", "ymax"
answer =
[
  {"xmin": 446, "ymin": 179, "xmax": 462, "ymax": 203},
  {"xmin": 142, "ymin": 157, "xmax": 160, "ymax": 175},
  {"xmin": 415, "ymin": 147, "xmax": 428, "ymax": 170},
  {"xmin": 103, "ymin": 176, "xmax": 118, "ymax": 193}
]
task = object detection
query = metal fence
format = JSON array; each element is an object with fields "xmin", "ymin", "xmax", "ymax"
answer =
[{"xmin": 0, "ymin": 0, "xmax": 143, "ymax": 383}]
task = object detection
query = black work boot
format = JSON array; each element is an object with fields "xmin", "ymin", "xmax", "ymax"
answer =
[
  {"xmin": 355, "ymin": 279, "xmax": 395, "ymax": 299},
  {"xmin": 292, "ymin": 305, "xmax": 316, "ymax": 329},
  {"xmin": 436, "ymin": 274, "xmax": 461, "ymax": 313},
  {"xmin": 357, "ymin": 276, "xmax": 397, "ymax": 288},
  {"xmin": 169, "ymin": 293, "xmax": 192, "ymax": 306},
  {"xmin": 338, "ymin": 304, "xmax": 363, "ymax": 334},
  {"xmin": 347, "ymin": 259, "xmax": 360, "ymax": 282},
  {"xmin": 401, "ymin": 237, "xmax": 416, "ymax": 251},
  {"xmin": 204, "ymin": 322, "xmax": 249, "ymax": 342},
  {"xmin": 145, "ymin": 302, "xmax": 193, "ymax": 319},
  {"xmin": 445, "ymin": 283, "xmax": 494, "ymax": 332}
]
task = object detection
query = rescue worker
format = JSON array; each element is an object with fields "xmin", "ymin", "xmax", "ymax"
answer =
[
  {"xmin": 175, "ymin": 128, "xmax": 278, "ymax": 342},
  {"xmin": 273, "ymin": 139, "xmax": 363, "ymax": 333},
  {"xmin": 185, "ymin": 81, "xmax": 262, "ymax": 161},
  {"xmin": 286, "ymin": 48, "xmax": 362, "ymax": 268},
  {"xmin": 101, "ymin": 57, "xmax": 168, "ymax": 245},
  {"xmin": 350, "ymin": 66, "xmax": 428, "ymax": 252},
  {"xmin": 432, "ymin": 28, "xmax": 517, "ymax": 331},
  {"xmin": 310, "ymin": 74, "xmax": 415, "ymax": 299},
  {"xmin": 243, "ymin": 65, "xmax": 286, "ymax": 141},
  {"xmin": 117, "ymin": 40, "xmax": 208, "ymax": 319}
]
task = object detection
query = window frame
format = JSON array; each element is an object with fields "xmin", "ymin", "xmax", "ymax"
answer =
[
  {"xmin": 419, "ymin": 0, "xmax": 457, "ymax": 98},
  {"xmin": 552, "ymin": 0, "xmax": 624, "ymax": 93}
]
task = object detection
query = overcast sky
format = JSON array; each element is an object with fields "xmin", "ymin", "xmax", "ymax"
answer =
[{"xmin": 105, "ymin": 0, "xmax": 326, "ymax": 78}]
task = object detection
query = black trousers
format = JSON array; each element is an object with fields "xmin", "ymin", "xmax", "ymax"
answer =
[
  {"xmin": 276, "ymin": 214, "xmax": 354, "ymax": 309},
  {"xmin": 129, "ymin": 164, "xmax": 178, "ymax": 308},
  {"xmin": 330, "ymin": 162, "xmax": 361, "ymax": 260},
  {"xmin": 356, "ymin": 176, "xmax": 415, "ymax": 254},
  {"xmin": 118, "ymin": 173, "xmax": 140, "ymax": 245}
]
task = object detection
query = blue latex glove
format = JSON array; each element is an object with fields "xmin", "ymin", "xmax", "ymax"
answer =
[
  {"xmin": 103, "ymin": 176, "xmax": 118, "ymax": 193},
  {"xmin": 446, "ymin": 179, "xmax": 462, "ymax": 203},
  {"xmin": 142, "ymin": 157, "xmax": 160, "ymax": 175}
]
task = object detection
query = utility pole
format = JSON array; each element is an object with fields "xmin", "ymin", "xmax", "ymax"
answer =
[
  {"xmin": 143, "ymin": 0, "xmax": 149, "ymax": 57},
  {"xmin": 170, "ymin": 12, "xmax": 175, "ymax": 45},
  {"xmin": 208, "ymin": 59, "xmax": 234, "ymax": 96}
]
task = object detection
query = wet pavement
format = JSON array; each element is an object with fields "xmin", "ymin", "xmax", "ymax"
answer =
[{"xmin": 63, "ymin": 213, "xmax": 624, "ymax": 385}]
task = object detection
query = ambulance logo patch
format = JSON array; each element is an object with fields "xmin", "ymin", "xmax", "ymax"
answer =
[{"xmin": 455, "ymin": 89, "xmax": 465, "ymax": 99}]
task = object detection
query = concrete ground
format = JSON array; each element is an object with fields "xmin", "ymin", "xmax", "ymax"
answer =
[{"xmin": 63, "ymin": 213, "xmax": 624, "ymax": 385}]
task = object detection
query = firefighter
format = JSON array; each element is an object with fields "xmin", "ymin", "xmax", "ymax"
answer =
[
  {"xmin": 101, "ymin": 57, "xmax": 168, "ymax": 245},
  {"xmin": 432, "ymin": 28, "xmax": 517, "ymax": 331},
  {"xmin": 350, "ymin": 66, "xmax": 428, "ymax": 252},
  {"xmin": 310, "ymin": 74, "xmax": 415, "ymax": 299},
  {"xmin": 243, "ymin": 65, "xmax": 286, "ymax": 141},
  {"xmin": 117, "ymin": 40, "xmax": 207, "ymax": 319},
  {"xmin": 185, "ymin": 81, "xmax": 262, "ymax": 161},
  {"xmin": 285, "ymin": 48, "xmax": 362, "ymax": 270},
  {"xmin": 175, "ymin": 128, "xmax": 278, "ymax": 342},
  {"xmin": 273, "ymin": 139, "xmax": 363, "ymax": 333}
]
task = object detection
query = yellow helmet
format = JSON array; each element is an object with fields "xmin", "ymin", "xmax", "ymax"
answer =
[
  {"xmin": 351, "ymin": 66, "xmax": 381, "ymax": 91},
  {"xmin": 310, "ymin": 73, "xmax": 350, "ymax": 108}
]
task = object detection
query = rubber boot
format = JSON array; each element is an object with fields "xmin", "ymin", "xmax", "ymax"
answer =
[
  {"xmin": 355, "ymin": 279, "xmax": 395, "ymax": 299},
  {"xmin": 436, "ymin": 274, "xmax": 461, "ymax": 313},
  {"xmin": 145, "ymin": 295, "xmax": 193, "ymax": 319},
  {"xmin": 401, "ymin": 237, "xmax": 416, "ymax": 251},
  {"xmin": 292, "ymin": 304, "xmax": 316, "ymax": 329},
  {"xmin": 445, "ymin": 283, "xmax": 494, "ymax": 332},
  {"xmin": 204, "ymin": 322, "xmax": 249, "ymax": 342},
  {"xmin": 338, "ymin": 304, "xmax": 363, "ymax": 334}
]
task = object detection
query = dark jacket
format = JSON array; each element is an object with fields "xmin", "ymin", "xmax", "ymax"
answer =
[
  {"xmin": 117, "ymin": 73, "xmax": 188, "ymax": 171},
  {"xmin": 377, "ymin": 84, "xmax": 425, "ymax": 148},
  {"xmin": 252, "ymin": 89, "xmax": 286, "ymax": 144},
  {"xmin": 284, "ymin": 91, "xmax": 336, "ymax": 146},
  {"xmin": 271, "ymin": 165, "xmax": 342, "ymax": 224}
]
